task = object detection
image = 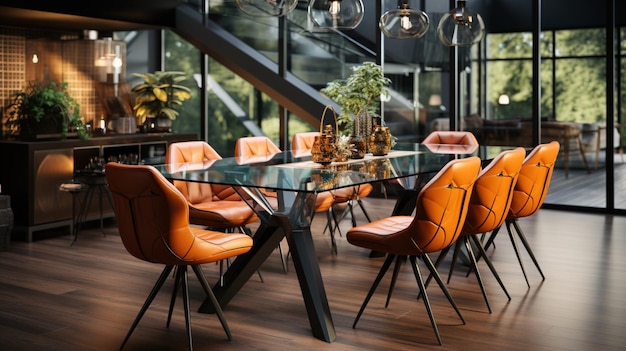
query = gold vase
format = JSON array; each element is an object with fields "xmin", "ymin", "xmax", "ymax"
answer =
[{"xmin": 369, "ymin": 125, "xmax": 391, "ymax": 156}]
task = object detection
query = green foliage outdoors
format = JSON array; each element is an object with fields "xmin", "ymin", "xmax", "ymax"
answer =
[
  {"xmin": 159, "ymin": 26, "xmax": 616, "ymax": 155},
  {"xmin": 163, "ymin": 31, "xmax": 312, "ymax": 155},
  {"xmin": 487, "ymin": 29, "xmax": 607, "ymax": 124}
]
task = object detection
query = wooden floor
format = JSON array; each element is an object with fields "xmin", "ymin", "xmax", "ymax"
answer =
[
  {"xmin": 546, "ymin": 151, "xmax": 626, "ymax": 209},
  {"xmin": 1, "ymin": 198, "xmax": 625, "ymax": 351}
]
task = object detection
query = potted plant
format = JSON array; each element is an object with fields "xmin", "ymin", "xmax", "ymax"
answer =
[
  {"xmin": 5, "ymin": 81, "xmax": 88, "ymax": 140},
  {"xmin": 131, "ymin": 71, "xmax": 192, "ymax": 132},
  {"xmin": 321, "ymin": 62, "xmax": 391, "ymax": 134},
  {"xmin": 321, "ymin": 62, "xmax": 391, "ymax": 157}
]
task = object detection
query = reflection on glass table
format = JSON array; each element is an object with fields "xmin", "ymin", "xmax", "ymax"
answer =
[{"xmin": 153, "ymin": 143, "xmax": 487, "ymax": 343}]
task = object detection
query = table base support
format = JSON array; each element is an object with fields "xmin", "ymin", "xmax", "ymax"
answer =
[{"xmin": 198, "ymin": 213, "xmax": 336, "ymax": 343}]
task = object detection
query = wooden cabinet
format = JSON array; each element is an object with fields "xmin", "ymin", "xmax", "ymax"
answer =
[{"xmin": 0, "ymin": 133, "xmax": 196, "ymax": 241}]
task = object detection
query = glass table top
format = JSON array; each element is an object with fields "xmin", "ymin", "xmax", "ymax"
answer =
[{"xmin": 154, "ymin": 143, "xmax": 491, "ymax": 193}]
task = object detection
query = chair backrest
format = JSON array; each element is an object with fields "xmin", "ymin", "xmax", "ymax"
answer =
[
  {"xmin": 165, "ymin": 141, "xmax": 240, "ymax": 203},
  {"xmin": 385, "ymin": 157, "xmax": 481, "ymax": 256},
  {"xmin": 291, "ymin": 132, "xmax": 319, "ymax": 157},
  {"xmin": 235, "ymin": 136, "xmax": 281, "ymax": 156},
  {"xmin": 105, "ymin": 162, "xmax": 199, "ymax": 264},
  {"xmin": 508, "ymin": 141, "xmax": 560, "ymax": 219},
  {"xmin": 422, "ymin": 131, "xmax": 479, "ymax": 154},
  {"xmin": 462, "ymin": 147, "xmax": 526, "ymax": 235},
  {"xmin": 167, "ymin": 140, "xmax": 222, "ymax": 163}
]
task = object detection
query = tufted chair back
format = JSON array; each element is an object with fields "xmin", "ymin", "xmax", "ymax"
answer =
[
  {"xmin": 166, "ymin": 141, "xmax": 241, "ymax": 203},
  {"xmin": 462, "ymin": 147, "xmax": 526, "ymax": 235},
  {"xmin": 106, "ymin": 162, "xmax": 251, "ymax": 265},
  {"xmin": 422, "ymin": 130, "xmax": 479, "ymax": 154},
  {"xmin": 291, "ymin": 132, "xmax": 319, "ymax": 157},
  {"xmin": 348, "ymin": 157, "xmax": 481, "ymax": 256},
  {"xmin": 508, "ymin": 141, "xmax": 560, "ymax": 220},
  {"xmin": 234, "ymin": 136, "xmax": 281, "ymax": 164}
]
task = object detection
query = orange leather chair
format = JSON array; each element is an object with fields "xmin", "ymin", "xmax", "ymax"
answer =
[
  {"xmin": 234, "ymin": 135, "xmax": 281, "ymax": 164},
  {"xmin": 433, "ymin": 147, "xmax": 526, "ymax": 313},
  {"xmin": 165, "ymin": 141, "xmax": 257, "ymax": 231},
  {"xmin": 422, "ymin": 130, "xmax": 480, "ymax": 154},
  {"xmin": 235, "ymin": 136, "xmax": 336, "ymax": 253},
  {"xmin": 346, "ymin": 156, "xmax": 481, "ymax": 345},
  {"xmin": 291, "ymin": 131, "xmax": 319, "ymax": 158},
  {"xmin": 291, "ymin": 132, "xmax": 373, "ymax": 251},
  {"xmin": 482, "ymin": 141, "xmax": 560, "ymax": 287},
  {"xmin": 105, "ymin": 162, "xmax": 253, "ymax": 350}
]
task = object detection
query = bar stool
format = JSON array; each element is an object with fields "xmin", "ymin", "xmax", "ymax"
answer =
[{"xmin": 60, "ymin": 171, "xmax": 113, "ymax": 245}]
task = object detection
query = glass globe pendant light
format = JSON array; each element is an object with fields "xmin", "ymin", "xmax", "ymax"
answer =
[
  {"xmin": 379, "ymin": 2, "xmax": 429, "ymax": 39},
  {"xmin": 308, "ymin": 0, "xmax": 365, "ymax": 30},
  {"xmin": 236, "ymin": 0, "xmax": 298, "ymax": 17},
  {"xmin": 437, "ymin": 0, "xmax": 485, "ymax": 46}
]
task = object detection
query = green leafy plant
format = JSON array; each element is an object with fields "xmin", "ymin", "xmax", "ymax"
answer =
[
  {"xmin": 131, "ymin": 71, "xmax": 192, "ymax": 123},
  {"xmin": 5, "ymin": 81, "xmax": 88, "ymax": 140},
  {"xmin": 321, "ymin": 62, "xmax": 391, "ymax": 135}
]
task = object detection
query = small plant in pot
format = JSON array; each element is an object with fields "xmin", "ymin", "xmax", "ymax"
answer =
[
  {"xmin": 321, "ymin": 62, "xmax": 391, "ymax": 158},
  {"xmin": 5, "ymin": 81, "xmax": 88, "ymax": 140},
  {"xmin": 131, "ymin": 71, "xmax": 192, "ymax": 132}
]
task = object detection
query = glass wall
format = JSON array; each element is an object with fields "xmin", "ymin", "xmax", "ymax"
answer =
[{"xmin": 481, "ymin": 29, "xmax": 612, "ymax": 209}]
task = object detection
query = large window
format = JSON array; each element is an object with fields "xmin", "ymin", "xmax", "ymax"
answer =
[{"xmin": 483, "ymin": 28, "xmax": 613, "ymax": 209}]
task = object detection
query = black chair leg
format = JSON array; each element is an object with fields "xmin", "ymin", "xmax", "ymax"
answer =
[
  {"xmin": 447, "ymin": 241, "xmax": 463, "ymax": 284},
  {"xmin": 409, "ymin": 255, "xmax": 442, "ymax": 345},
  {"xmin": 511, "ymin": 219, "xmax": 545, "ymax": 280},
  {"xmin": 385, "ymin": 255, "xmax": 405, "ymax": 307},
  {"xmin": 191, "ymin": 265, "xmax": 232, "ymax": 340},
  {"xmin": 419, "ymin": 254, "xmax": 465, "ymax": 325},
  {"xmin": 353, "ymin": 254, "xmax": 396, "ymax": 328},
  {"xmin": 326, "ymin": 210, "xmax": 337, "ymax": 255},
  {"xmin": 179, "ymin": 266, "xmax": 194, "ymax": 351},
  {"xmin": 505, "ymin": 220, "xmax": 531, "ymax": 288},
  {"xmin": 167, "ymin": 267, "xmax": 183, "ymax": 327},
  {"xmin": 357, "ymin": 198, "xmax": 372, "ymax": 223},
  {"xmin": 469, "ymin": 234, "xmax": 511, "ymax": 300},
  {"xmin": 120, "ymin": 265, "xmax": 174, "ymax": 350},
  {"xmin": 462, "ymin": 237, "xmax": 492, "ymax": 313}
]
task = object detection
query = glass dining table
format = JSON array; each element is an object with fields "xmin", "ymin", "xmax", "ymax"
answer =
[{"xmin": 154, "ymin": 142, "xmax": 487, "ymax": 343}]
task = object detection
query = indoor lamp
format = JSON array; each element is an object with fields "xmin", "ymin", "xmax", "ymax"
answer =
[
  {"xmin": 436, "ymin": 0, "xmax": 485, "ymax": 46},
  {"xmin": 379, "ymin": 3, "xmax": 429, "ymax": 39},
  {"xmin": 236, "ymin": 0, "xmax": 298, "ymax": 17},
  {"xmin": 308, "ymin": 0, "xmax": 365, "ymax": 30}
]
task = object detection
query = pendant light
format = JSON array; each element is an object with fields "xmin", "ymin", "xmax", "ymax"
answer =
[
  {"xmin": 236, "ymin": 0, "xmax": 298, "ymax": 17},
  {"xmin": 437, "ymin": 0, "xmax": 485, "ymax": 46},
  {"xmin": 379, "ymin": 2, "xmax": 429, "ymax": 39},
  {"xmin": 308, "ymin": 0, "xmax": 365, "ymax": 30}
]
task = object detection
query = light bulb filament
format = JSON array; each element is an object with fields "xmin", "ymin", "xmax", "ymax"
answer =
[
  {"xmin": 329, "ymin": 0, "xmax": 341, "ymax": 15},
  {"xmin": 400, "ymin": 15, "xmax": 412, "ymax": 31}
]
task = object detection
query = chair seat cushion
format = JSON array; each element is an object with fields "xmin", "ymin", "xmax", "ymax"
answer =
[
  {"xmin": 189, "ymin": 227, "xmax": 254, "ymax": 263},
  {"xmin": 189, "ymin": 201, "xmax": 257, "ymax": 228},
  {"xmin": 332, "ymin": 184, "xmax": 373, "ymax": 203},
  {"xmin": 315, "ymin": 192, "xmax": 334, "ymax": 212},
  {"xmin": 347, "ymin": 216, "xmax": 421, "ymax": 255}
]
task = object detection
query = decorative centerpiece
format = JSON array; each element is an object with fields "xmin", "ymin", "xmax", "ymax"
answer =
[
  {"xmin": 321, "ymin": 62, "xmax": 391, "ymax": 158},
  {"xmin": 131, "ymin": 71, "xmax": 191, "ymax": 132},
  {"xmin": 369, "ymin": 124, "xmax": 392, "ymax": 156},
  {"xmin": 311, "ymin": 106, "xmax": 338, "ymax": 165},
  {"xmin": 5, "ymin": 81, "xmax": 89, "ymax": 140}
]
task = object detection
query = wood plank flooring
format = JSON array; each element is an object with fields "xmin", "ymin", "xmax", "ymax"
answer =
[{"xmin": 1, "ymin": 198, "xmax": 625, "ymax": 351}]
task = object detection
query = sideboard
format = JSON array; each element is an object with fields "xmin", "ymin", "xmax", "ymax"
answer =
[{"xmin": 0, "ymin": 133, "xmax": 197, "ymax": 241}]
